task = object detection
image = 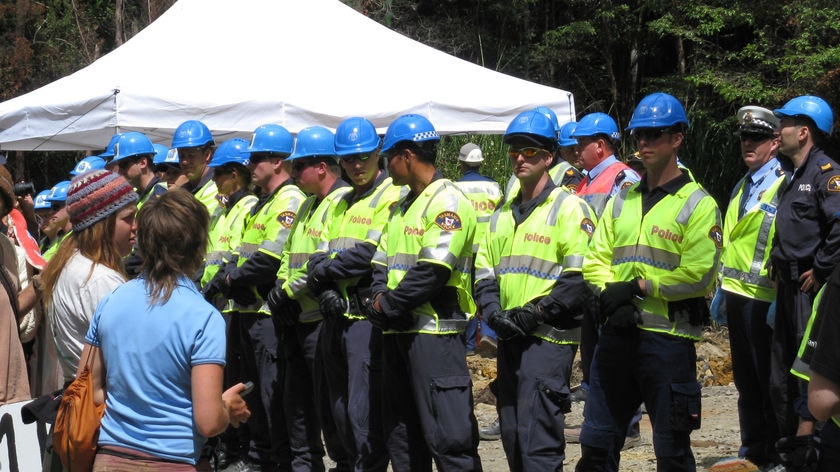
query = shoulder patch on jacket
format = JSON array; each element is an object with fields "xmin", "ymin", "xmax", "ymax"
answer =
[
  {"xmin": 709, "ymin": 225, "xmax": 723, "ymax": 249},
  {"xmin": 580, "ymin": 218, "xmax": 595, "ymax": 238},
  {"xmin": 278, "ymin": 211, "xmax": 296, "ymax": 228},
  {"xmin": 434, "ymin": 211, "xmax": 462, "ymax": 231},
  {"xmin": 828, "ymin": 175, "xmax": 840, "ymax": 192}
]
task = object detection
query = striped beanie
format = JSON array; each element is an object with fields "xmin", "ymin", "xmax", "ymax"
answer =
[{"xmin": 66, "ymin": 170, "xmax": 138, "ymax": 231}]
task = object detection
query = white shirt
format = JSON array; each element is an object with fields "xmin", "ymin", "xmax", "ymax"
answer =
[{"xmin": 47, "ymin": 250, "xmax": 125, "ymax": 382}]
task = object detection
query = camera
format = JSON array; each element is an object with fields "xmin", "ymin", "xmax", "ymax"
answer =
[{"xmin": 14, "ymin": 182, "xmax": 36, "ymax": 198}]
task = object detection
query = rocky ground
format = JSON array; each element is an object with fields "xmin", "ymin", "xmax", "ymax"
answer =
[{"xmin": 468, "ymin": 327, "xmax": 742, "ymax": 471}]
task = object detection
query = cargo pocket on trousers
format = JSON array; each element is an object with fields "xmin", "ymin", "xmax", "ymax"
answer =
[
  {"xmin": 527, "ymin": 377, "xmax": 571, "ymax": 454},
  {"xmin": 670, "ymin": 381, "xmax": 701, "ymax": 431},
  {"xmin": 430, "ymin": 375, "xmax": 474, "ymax": 453}
]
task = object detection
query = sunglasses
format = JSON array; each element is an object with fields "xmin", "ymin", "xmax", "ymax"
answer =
[
  {"xmin": 507, "ymin": 147, "xmax": 545, "ymax": 159},
  {"xmin": 740, "ymin": 132, "xmax": 773, "ymax": 142},
  {"xmin": 292, "ymin": 159, "xmax": 321, "ymax": 172},
  {"xmin": 339, "ymin": 153, "xmax": 373, "ymax": 164},
  {"xmin": 249, "ymin": 153, "xmax": 283, "ymax": 163},
  {"xmin": 117, "ymin": 156, "xmax": 142, "ymax": 170},
  {"xmin": 632, "ymin": 128, "xmax": 672, "ymax": 142}
]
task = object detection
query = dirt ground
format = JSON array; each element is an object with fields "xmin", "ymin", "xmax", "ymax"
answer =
[{"xmin": 468, "ymin": 327, "xmax": 742, "ymax": 471}]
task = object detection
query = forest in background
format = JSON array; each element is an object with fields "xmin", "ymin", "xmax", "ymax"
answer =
[{"xmin": 1, "ymin": 0, "xmax": 839, "ymax": 206}]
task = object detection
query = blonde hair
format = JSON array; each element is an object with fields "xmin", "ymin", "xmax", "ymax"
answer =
[
  {"xmin": 137, "ymin": 189, "xmax": 209, "ymax": 304},
  {"xmin": 42, "ymin": 212, "xmax": 126, "ymax": 308}
]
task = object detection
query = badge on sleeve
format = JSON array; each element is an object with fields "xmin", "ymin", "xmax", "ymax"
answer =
[
  {"xmin": 580, "ymin": 218, "xmax": 595, "ymax": 238},
  {"xmin": 827, "ymin": 175, "xmax": 840, "ymax": 192},
  {"xmin": 708, "ymin": 225, "xmax": 723, "ymax": 249},
  {"xmin": 278, "ymin": 211, "xmax": 296, "ymax": 229},
  {"xmin": 434, "ymin": 211, "xmax": 462, "ymax": 231}
]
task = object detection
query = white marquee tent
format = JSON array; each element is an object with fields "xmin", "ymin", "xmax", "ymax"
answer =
[{"xmin": 0, "ymin": 0, "xmax": 574, "ymax": 151}]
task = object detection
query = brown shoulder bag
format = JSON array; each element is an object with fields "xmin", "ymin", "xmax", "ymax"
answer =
[{"xmin": 53, "ymin": 347, "xmax": 106, "ymax": 472}]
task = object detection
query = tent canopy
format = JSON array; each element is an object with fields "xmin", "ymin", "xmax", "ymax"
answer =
[{"xmin": 0, "ymin": 0, "xmax": 574, "ymax": 151}]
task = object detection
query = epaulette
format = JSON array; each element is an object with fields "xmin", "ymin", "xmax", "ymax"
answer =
[
  {"xmin": 776, "ymin": 167, "xmax": 785, "ymax": 177},
  {"xmin": 614, "ymin": 170, "xmax": 627, "ymax": 184},
  {"xmin": 819, "ymin": 158, "xmax": 833, "ymax": 172}
]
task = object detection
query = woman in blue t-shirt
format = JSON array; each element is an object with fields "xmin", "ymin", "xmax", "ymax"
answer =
[{"xmin": 79, "ymin": 189, "xmax": 250, "ymax": 470}]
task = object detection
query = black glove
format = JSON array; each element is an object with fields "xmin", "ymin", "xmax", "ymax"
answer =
[
  {"xmin": 266, "ymin": 281, "xmax": 287, "ymax": 316},
  {"xmin": 603, "ymin": 304, "xmax": 641, "ymax": 335},
  {"xmin": 319, "ymin": 290, "xmax": 347, "ymax": 319},
  {"xmin": 600, "ymin": 280, "xmax": 643, "ymax": 317},
  {"xmin": 365, "ymin": 294, "xmax": 413, "ymax": 331},
  {"xmin": 486, "ymin": 310, "xmax": 526, "ymax": 341},
  {"xmin": 202, "ymin": 273, "xmax": 231, "ymax": 302},
  {"xmin": 509, "ymin": 303, "xmax": 545, "ymax": 334},
  {"xmin": 268, "ymin": 281, "xmax": 301, "ymax": 327},
  {"xmin": 230, "ymin": 286, "xmax": 257, "ymax": 307},
  {"xmin": 307, "ymin": 254, "xmax": 331, "ymax": 296}
]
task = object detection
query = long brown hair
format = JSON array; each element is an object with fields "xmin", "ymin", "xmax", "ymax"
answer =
[
  {"xmin": 41, "ymin": 211, "xmax": 127, "ymax": 308},
  {"xmin": 137, "ymin": 189, "xmax": 209, "ymax": 304}
]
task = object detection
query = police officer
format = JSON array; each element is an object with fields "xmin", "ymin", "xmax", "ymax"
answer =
[
  {"xmin": 110, "ymin": 132, "xmax": 169, "ymax": 278},
  {"xmin": 306, "ymin": 117, "xmax": 401, "ymax": 472},
  {"xmin": 454, "ymin": 142, "xmax": 503, "ymax": 355},
  {"xmin": 153, "ymin": 145, "xmax": 186, "ymax": 188},
  {"xmin": 768, "ymin": 95, "xmax": 840, "ymax": 442},
  {"xmin": 172, "ymin": 120, "xmax": 219, "ymax": 214},
  {"xmin": 475, "ymin": 109, "xmax": 594, "ymax": 471},
  {"xmin": 572, "ymin": 112, "xmax": 640, "ymax": 218},
  {"xmin": 205, "ymin": 124, "xmax": 303, "ymax": 471},
  {"xmin": 41, "ymin": 180, "xmax": 71, "ymax": 261},
  {"xmin": 366, "ymin": 114, "xmax": 481, "ymax": 471},
  {"xmin": 571, "ymin": 112, "xmax": 640, "ymax": 414},
  {"xmin": 711, "ymin": 106, "xmax": 786, "ymax": 468},
  {"xmin": 110, "ymin": 132, "xmax": 168, "ymax": 210},
  {"xmin": 800, "ymin": 263, "xmax": 840, "ymax": 470},
  {"xmin": 266, "ymin": 126, "xmax": 352, "ymax": 471},
  {"xmin": 504, "ymin": 106, "xmax": 584, "ymax": 199},
  {"xmin": 557, "ymin": 121, "xmax": 581, "ymax": 169},
  {"xmin": 200, "ymin": 138, "xmax": 257, "ymax": 305},
  {"xmin": 577, "ymin": 92, "xmax": 722, "ymax": 472}
]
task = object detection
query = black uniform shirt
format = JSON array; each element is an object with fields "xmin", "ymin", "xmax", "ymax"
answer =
[{"xmin": 771, "ymin": 146, "xmax": 840, "ymax": 282}]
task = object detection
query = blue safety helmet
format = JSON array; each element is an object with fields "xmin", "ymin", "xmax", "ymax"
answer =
[
  {"xmin": 151, "ymin": 144, "xmax": 171, "ymax": 166},
  {"xmin": 46, "ymin": 180, "xmax": 71, "ymax": 203},
  {"xmin": 210, "ymin": 138, "xmax": 251, "ymax": 167},
  {"xmin": 111, "ymin": 132, "xmax": 156, "ymax": 164},
  {"xmin": 571, "ymin": 112, "xmax": 621, "ymax": 141},
  {"xmin": 503, "ymin": 109, "xmax": 557, "ymax": 148},
  {"xmin": 97, "ymin": 134, "xmax": 122, "ymax": 160},
  {"xmin": 171, "ymin": 120, "xmax": 214, "ymax": 149},
  {"xmin": 288, "ymin": 126, "xmax": 337, "ymax": 160},
  {"xmin": 34, "ymin": 190, "xmax": 51, "ymax": 210},
  {"xmin": 626, "ymin": 92, "xmax": 690, "ymax": 130},
  {"xmin": 334, "ymin": 117, "xmax": 380, "ymax": 156},
  {"xmin": 247, "ymin": 124, "xmax": 294, "ymax": 156},
  {"xmin": 70, "ymin": 155, "xmax": 107, "ymax": 176},
  {"xmin": 379, "ymin": 114, "xmax": 439, "ymax": 156},
  {"xmin": 557, "ymin": 122, "xmax": 578, "ymax": 147},
  {"xmin": 533, "ymin": 106, "xmax": 560, "ymax": 132},
  {"xmin": 774, "ymin": 95, "xmax": 834, "ymax": 136}
]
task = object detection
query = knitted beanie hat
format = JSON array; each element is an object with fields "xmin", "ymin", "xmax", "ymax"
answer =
[{"xmin": 66, "ymin": 170, "xmax": 138, "ymax": 231}]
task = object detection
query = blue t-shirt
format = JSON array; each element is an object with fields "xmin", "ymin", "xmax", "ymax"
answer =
[{"xmin": 86, "ymin": 276, "xmax": 226, "ymax": 464}]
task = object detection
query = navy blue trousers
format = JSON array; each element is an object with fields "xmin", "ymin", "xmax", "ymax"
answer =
[
  {"xmin": 496, "ymin": 336, "xmax": 575, "ymax": 471},
  {"xmin": 578, "ymin": 329, "xmax": 699, "ymax": 472},
  {"xmin": 381, "ymin": 332, "xmax": 482, "ymax": 472},
  {"xmin": 725, "ymin": 292, "xmax": 780, "ymax": 465},
  {"xmin": 318, "ymin": 316, "xmax": 388, "ymax": 472}
]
